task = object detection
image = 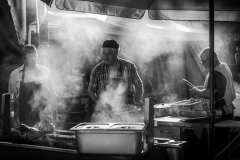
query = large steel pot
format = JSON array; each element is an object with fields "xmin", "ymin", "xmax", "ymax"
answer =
[{"xmin": 70, "ymin": 123, "xmax": 147, "ymax": 156}]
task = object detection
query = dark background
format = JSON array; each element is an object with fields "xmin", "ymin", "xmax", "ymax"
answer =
[{"xmin": 0, "ymin": 1, "xmax": 22, "ymax": 107}]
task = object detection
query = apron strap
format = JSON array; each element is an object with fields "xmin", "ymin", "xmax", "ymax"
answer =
[
  {"xmin": 22, "ymin": 65, "xmax": 39, "ymax": 83},
  {"xmin": 22, "ymin": 65, "xmax": 26, "ymax": 82}
]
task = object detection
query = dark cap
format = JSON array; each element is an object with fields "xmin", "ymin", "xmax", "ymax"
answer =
[{"xmin": 102, "ymin": 39, "xmax": 119, "ymax": 49}]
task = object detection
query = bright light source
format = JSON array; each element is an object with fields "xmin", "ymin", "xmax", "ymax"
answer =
[
  {"xmin": 176, "ymin": 24, "xmax": 192, "ymax": 32},
  {"xmin": 145, "ymin": 24, "xmax": 164, "ymax": 29},
  {"xmin": 86, "ymin": 13, "xmax": 107, "ymax": 21},
  {"xmin": 47, "ymin": 11, "xmax": 107, "ymax": 21},
  {"xmin": 48, "ymin": 11, "xmax": 89, "ymax": 18}
]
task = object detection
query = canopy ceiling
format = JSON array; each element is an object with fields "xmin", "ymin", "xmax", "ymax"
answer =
[
  {"xmin": 54, "ymin": 0, "xmax": 240, "ymax": 21},
  {"xmin": 8, "ymin": 0, "xmax": 211, "ymax": 45},
  {"xmin": 47, "ymin": 11, "xmax": 208, "ymax": 42},
  {"xmin": 47, "ymin": 2, "xmax": 208, "ymax": 41}
]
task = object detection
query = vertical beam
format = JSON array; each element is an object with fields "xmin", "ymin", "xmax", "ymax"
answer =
[
  {"xmin": 144, "ymin": 97, "xmax": 155, "ymax": 151},
  {"xmin": 209, "ymin": 0, "xmax": 215, "ymax": 159},
  {"xmin": 35, "ymin": 0, "xmax": 39, "ymax": 34},
  {"xmin": 1, "ymin": 93, "xmax": 11, "ymax": 135}
]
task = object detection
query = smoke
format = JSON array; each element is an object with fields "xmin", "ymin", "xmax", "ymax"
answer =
[
  {"xmin": 90, "ymin": 71, "xmax": 144, "ymax": 123},
  {"xmin": 161, "ymin": 94, "xmax": 180, "ymax": 104},
  {"xmin": 3, "ymin": 8, "xmax": 240, "ymax": 127},
  {"xmin": 22, "ymin": 12, "xmax": 212, "ymax": 126},
  {"xmin": 98, "ymin": 80, "xmax": 126, "ymax": 113},
  {"xmin": 213, "ymin": 23, "xmax": 238, "ymax": 64},
  {"xmin": 26, "ymin": 68, "xmax": 57, "ymax": 125},
  {"xmin": 22, "ymin": 14, "xmax": 112, "ymax": 128},
  {"xmin": 36, "ymin": 14, "xmax": 208, "ymax": 125}
]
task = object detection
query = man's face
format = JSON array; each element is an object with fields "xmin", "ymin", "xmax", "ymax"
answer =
[
  {"xmin": 24, "ymin": 53, "xmax": 38, "ymax": 67},
  {"xmin": 102, "ymin": 47, "xmax": 118, "ymax": 65},
  {"xmin": 200, "ymin": 57, "xmax": 210, "ymax": 69},
  {"xmin": 200, "ymin": 50, "xmax": 210, "ymax": 70}
]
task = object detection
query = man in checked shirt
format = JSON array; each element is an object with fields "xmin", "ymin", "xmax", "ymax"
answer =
[{"xmin": 86, "ymin": 39, "xmax": 144, "ymax": 122}]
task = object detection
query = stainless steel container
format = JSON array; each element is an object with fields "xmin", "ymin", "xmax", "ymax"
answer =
[
  {"xmin": 154, "ymin": 138, "xmax": 186, "ymax": 160},
  {"xmin": 70, "ymin": 123, "xmax": 147, "ymax": 155},
  {"xmin": 154, "ymin": 103, "xmax": 172, "ymax": 118}
]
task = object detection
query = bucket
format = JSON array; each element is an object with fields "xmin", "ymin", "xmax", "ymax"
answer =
[
  {"xmin": 166, "ymin": 144, "xmax": 184, "ymax": 160},
  {"xmin": 154, "ymin": 138, "xmax": 186, "ymax": 160}
]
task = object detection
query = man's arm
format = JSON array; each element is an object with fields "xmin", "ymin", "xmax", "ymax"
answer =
[
  {"xmin": 190, "ymin": 71, "xmax": 225, "ymax": 99},
  {"xmin": 190, "ymin": 87, "xmax": 212, "ymax": 99},
  {"xmin": 131, "ymin": 64, "xmax": 144, "ymax": 105},
  {"xmin": 135, "ymin": 84, "xmax": 144, "ymax": 102},
  {"xmin": 88, "ymin": 67, "xmax": 98, "ymax": 104},
  {"xmin": 88, "ymin": 88, "xmax": 98, "ymax": 104}
]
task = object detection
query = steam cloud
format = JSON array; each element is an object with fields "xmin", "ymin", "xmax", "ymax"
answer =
[
  {"xmin": 8, "ymin": 11, "xmax": 240, "ymax": 128},
  {"xmin": 91, "ymin": 79, "xmax": 144, "ymax": 123},
  {"xmin": 34, "ymin": 13, "xmax": 209, "ymax": 126}
]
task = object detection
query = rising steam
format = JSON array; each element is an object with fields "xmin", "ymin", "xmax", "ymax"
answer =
[
  {"xmin": 16, "ymin": 9, "xmax": 215, "ymax": 127},
  {"xmin": 35, "ymin": 12, "xmax": 209, "ymax": 126}
]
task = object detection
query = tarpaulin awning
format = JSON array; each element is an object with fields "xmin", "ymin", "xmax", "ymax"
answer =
[
  {"xmin": 54, "ymin": 0, "xmax": 240, "ymax": 21},
  {"xmin": 46, "ymin": 8, "xmax": 208, "ymax": 42}
]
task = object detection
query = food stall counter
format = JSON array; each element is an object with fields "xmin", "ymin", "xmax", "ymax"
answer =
[{"xmin": 154, "ymin": 116, "xmax": 210, "ymax": 128}]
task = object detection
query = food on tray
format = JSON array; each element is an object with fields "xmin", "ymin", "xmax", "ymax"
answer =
[
  {"xmin": 173, "ymin": 98, "xmax": 201, "ymax": 105},
  {"xmin": 19, "ymin": 123, "xmax": 44, "ymax": 140},
  {"xmin": 34, "ymin": 115, "xmax": 55, "ymax": 134},
  {"xmin": 16, "ymin": 123, "xmax": 75, "ymax": 149},
  {"xmin": 170, "ymin": 99, "xmax": 204, "ymax": 117},
  {"xmin": 187, "ymin": 98, "xmax": 201, "ymax": 104}
]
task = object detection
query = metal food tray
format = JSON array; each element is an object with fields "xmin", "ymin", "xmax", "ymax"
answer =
[{"xmin": 70, "ymin": 123, "xmax": 147, "ymax": 155}]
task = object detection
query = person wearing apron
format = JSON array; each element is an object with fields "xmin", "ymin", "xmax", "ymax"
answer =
[
  {"xmin": 8, "ymin": 44, "xmax": 52, "ymax": 127},
  {"xmin": 86, "ymin": 39, "xmax": 144, "ymax": 122},
  {"xmin": 190, "ymin": 47, "xmax": 236, "ymax": 120},
  {"xmin": 18, "ymin": 65, "xmax": 46, "ymax": 127}
]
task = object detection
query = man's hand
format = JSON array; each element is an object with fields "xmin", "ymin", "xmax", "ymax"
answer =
[
  {"xmin": 88, "ymin": 89, "xmax": 98, "ymax": 104},
  {"xmin": 189, "ymin": 86, "xmax": 199, "ymax": 96},
  {"xmin": 136, "ymin": 100, "xmax": 144, "ymax": 108}
]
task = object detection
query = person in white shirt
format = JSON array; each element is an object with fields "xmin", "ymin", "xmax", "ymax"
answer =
[
  {"xmin": 8, "ymin": 44, "xmax": 54, "ymax": 127},
  {"xmin": 190, "ymin": 47, "xmax": 236, "ymax": 120}
]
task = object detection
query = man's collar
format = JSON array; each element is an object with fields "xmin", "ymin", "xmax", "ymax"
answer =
[
  {"xmin": 18, "ymin": 65, "xmax": 24, "ymax": 72},
  {"xmin": 19, "ymin": 64, "xmax": 40, "ymax": 71}
]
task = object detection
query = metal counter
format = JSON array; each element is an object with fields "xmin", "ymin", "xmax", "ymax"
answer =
[{"xmin": 0, "ymin": 141, "xmax": 148, "ymax": 160}]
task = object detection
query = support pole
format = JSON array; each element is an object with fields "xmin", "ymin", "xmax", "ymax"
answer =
[{"xmin": 209, "ymin": 0, "xmax": 215, "ymax": 159}]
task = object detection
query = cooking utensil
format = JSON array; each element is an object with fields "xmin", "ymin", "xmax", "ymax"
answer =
[
  {"xmin": 182, "ymin": 78, "xmax": 195, "ymax": 88},
  {"xmin": 154, "ymin": 103, "xmax": 172, "ymax": 118}
]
